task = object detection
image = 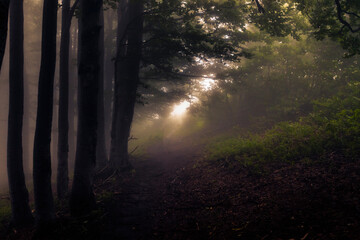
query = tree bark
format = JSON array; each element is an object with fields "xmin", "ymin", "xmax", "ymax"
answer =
[
  {"xmin": 70, "ymin": 0, "xmax": 103, "ymax": 217},
  {"xmin": 33, "ymin": 0, "xmax": 58, "ymax": 223},
  {"xmin": 0, "ymin": 0, "xmax": 9, "ymax": 73},
  {"xmin": 110, "ymin": 0, "xmax": 143, "ymax": 169},
  {"xmin": 110, "ymin": 0, "xmax": 128, "ymax": 169},
  {"xmin": 68, "ymin": 20, "xmax": 77, "ymax": 170},
  {"xmin": 104, "ymin": 9, "xmax": 115, "ymax": 153},
  {"xmin": 21, "ymin": 65, "xmax": 31, "ymax": 178},
  {"xmin": 57, "ymin": 0, "xmax": 80, "ymax": 199},
  {"xmin": 96, "ymin": 8, "xmax": 108, "ymax": 168},
  {"xmin": 7, "ymin": 0, "xmax": 34, "ymax": 227},
  {"xmin": 23, "ymin": 74, "xmax": 31, "ymax": 178},
  {"xmin": 57, "ymin": 0, "xmax": 71, "ymax": 199}
]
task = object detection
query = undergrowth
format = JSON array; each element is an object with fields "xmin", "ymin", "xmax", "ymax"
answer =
[
  {"xmin": 207, "ymin": 81, "xmax": 360, "ymax": 168},
  {"xmin": 0, "ymin": 198, "xmax": 11, "ymax": 234}
]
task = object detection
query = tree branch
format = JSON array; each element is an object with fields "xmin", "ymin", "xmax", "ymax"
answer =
[
  {"xmin": 68, "ymin": 0, "xmax": 80, "ymax": 23},
  {"xmin": 334, "ymin": 0, "xmax": 360, "ymax": 33},
  {"xmin": 253, "ymin": 0, "xmax": 265, "ymax": 13}
]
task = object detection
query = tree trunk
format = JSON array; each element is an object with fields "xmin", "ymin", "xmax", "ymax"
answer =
[
  {"xmin": 33, "ymin": 0, "xmax": 58, "ymax": 223},
  {"xmin": 0, "ymin": 0, "xmax": 9, "ymax": 73},
  {"xmin": 110, "ymin": 0, "xmax": 143, "ymax": 169},
  {"xmin": 57, "ymin": 0, "xmax": 71, "ymax": 199},
  {"xmin": 7, "ymin": 0, "xmax": 34, "ymax": 227},
  {"xmin": 68, "ymin": 20, "xmax": 77, "ymax": 170},
  {"xmin": 104, "ymin": 9, "xmax": 115, "ymax": 153},
  {"xmin": 110, "ymin": 0, "xmax": 128, "ymax": 169},
  {"xmin": 57, "ymin": 0, "xmax": 80, "ymax": 199},
  {"xmin": 23, "ymin": 68, "xmax": 31, "ymax": 178},
  {"xmin": 70, "ymin": 0, "xmax": 103, "ymax": 217},
  {"xmin": 96, "ymin": 8, "xmax": 108, "ymax": 168}
]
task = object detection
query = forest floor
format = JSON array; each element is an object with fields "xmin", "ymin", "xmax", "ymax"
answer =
[{"xmin": 2, "ymin": 139, "xmax": 360, "ymax": 240}]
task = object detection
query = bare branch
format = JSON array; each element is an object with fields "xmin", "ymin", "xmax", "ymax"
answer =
[
  {"xmin": 253, "ymin": 0, "xmax": 265, "ymax": 13},
  {"xmin": 334, "ymin": 0, "xmax": 360, "ymax": 33},
  {"xmin": 69, "ymin": 0, "xmax": 80, "ymax": 20},
  {"xmin": 129, "ymin": 146, "xmax": 139, "ymax": 155},
  {"xmin": 128, "ymin": 135, "xmax": 138, "ymax": 141}
]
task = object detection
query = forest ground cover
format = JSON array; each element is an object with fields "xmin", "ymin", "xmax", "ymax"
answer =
[{"xmin": 1, "ymin": 135, "xmax": 360, "ymax": 239}]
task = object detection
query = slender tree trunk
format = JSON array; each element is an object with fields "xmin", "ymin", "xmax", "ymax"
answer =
[
  {"xmin": 0, "ymin": 0, "xmax": 9, "ymax": 73},
  {"xmin": 23, "ymin": 68, "xmax": 31, "ymax": 178},
  {"xmin": 104, "ymin": 9, "xmax": 115, "ymax": 153},
  {"xmin": 57, "ymin": 0, "xmax": 71, "ymax": 199},
  {"xmin": 70, "ymin": 0, "xmax": 103, "ymax": 216},
  {"xmin": 33, "ymin": 0, "xmax": 58, "ymax": 223},
  {"xmin": 68, "ymin": 21, "xmax": 77, "ymax": 170},
  {"xmin": 96, "ymin": 8, "xmax": 107, "ymax": 168},
  {"xmin": 110, "ymin": 0, "xmax": 143, "ymax": 169},
  {"xmin": 57, "ymin": 0, "xmax": 80, "ymax": 199},
  {"xmin": 110, "ymin": 0, "xmax": 128, "ymax": 169},
  {"xmin": 7, "ymin": 0, "xmax": 34, "ymax": 227},
  {"xmin": 51, "ymin": 79, "xmax": 58, "ymax": 178}
]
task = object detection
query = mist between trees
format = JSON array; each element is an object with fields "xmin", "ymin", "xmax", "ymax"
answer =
[{"xmin": 0, "ymin": 0, "xmax": 359, "ymax": 231}]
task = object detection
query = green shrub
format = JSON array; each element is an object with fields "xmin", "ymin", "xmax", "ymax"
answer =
[{"xmin": 207, "ymin": 81, "xmax": 360, "ymax": 166}]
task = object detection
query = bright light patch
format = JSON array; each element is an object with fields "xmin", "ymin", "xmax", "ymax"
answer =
[
  {"xmin": 171, "ymin": 101, "xmax": 191, "ymax": 117},
  {"xmin": 195, "ymin": 57, "xmax": 205, "ymax": 65},
  {"xmin": 198, "ymin": 18, "xmax": 205, "ymax": 24},
  {"xmin": 199, "ymin": 75, "xmax": 217, "ymax": 91},
  {"xmin": 188, "ymin": 95, "xmax": 200, "ymax": 103},
  {"xmin": 152, "ymin": 113, "xmax": 160, "ymax": 120},
  {"xmin": 194, "ymin": 57, "xmax": 215, "ymax": 68}
]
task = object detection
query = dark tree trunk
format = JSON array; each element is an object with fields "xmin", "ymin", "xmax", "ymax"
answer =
[
  {"xmin": 51, "ymin": 78, "xmax": 58, "ymax": 180},
  {"xmin": 96, "ymin": 8, "xmax": 108, "ymax": 168},
  {"xmin": 23, "ymin": 68, "xmax": 31, "ymax": 178},
  {"xmin": 57, "ymin": 0, "xmax": 71, "ymax": 199},
  {"xmin": 104, "ymin": 9, "xmax": 115, "ymax": 153},
  {"xmin": 68, "ymin": 21, "xmax": 77, "ymax": 170},
  {"xmin": 110, "ymin": 0, "xmax": 143, "ymax": 169},
  {"xmin": 0, "ymin": 0, "xmax": 9, "ymax": 72},
  {"xmin": 110, "ymin": 0, "xmax": 128, "ymax": 169},
  {"xmin": 57, "ymin": 0, "xmax": 80, "ymax": 199},
  {"xmin": 7, "ymin": 0, "xmax": 34, "ymax": 227},
  {"xmin": 70, "ymin": 0, "xmax": 103, "ymax": 217},
  {"xmin": 33, "ymin": 0, "xmax": 58, "ymax": 223}
]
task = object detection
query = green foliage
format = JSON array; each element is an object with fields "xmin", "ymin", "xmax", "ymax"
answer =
[
  {"xmin": 197, "ymin": 35, "xmax": 360, "ymax": 128},
  {"xmin": 207, "ymin": 81, "xmax": 360, "ymax": 166},
  {"xmin": 295, "ymin": 0, "xmax": 360, "ymax": 56},
  {"xmin": 251, "ymin": 0, "xmax": 308, "ymax": 39},
  {"xmin": 142, "ymin": 0, "xmax": 251, "ymax": 78}
]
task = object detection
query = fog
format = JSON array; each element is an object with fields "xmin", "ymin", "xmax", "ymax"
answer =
[
  {"xmin": 0, "ymin": 0, "xmax": 45, "ymax": 191},
  {"xmin": 0, "ymin": 0, "xmax": 358, "ymax": 196}
]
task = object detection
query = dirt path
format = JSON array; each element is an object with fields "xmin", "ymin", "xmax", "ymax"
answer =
[{"xmin": 97, "ymin": 139, "xmax": 202, "ymax": 240}]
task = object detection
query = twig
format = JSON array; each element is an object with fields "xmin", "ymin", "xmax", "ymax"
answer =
[
  {"xmin": 128, "ymin": 135, "xmax": 138, "ymax": 141},
  {"xmin": 129, "ymin": 146, "xmax": 139, "ymax": 155},
  {"xmin": 301, "ymin": 232, "xmax": 310, "ymax": 240}
]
